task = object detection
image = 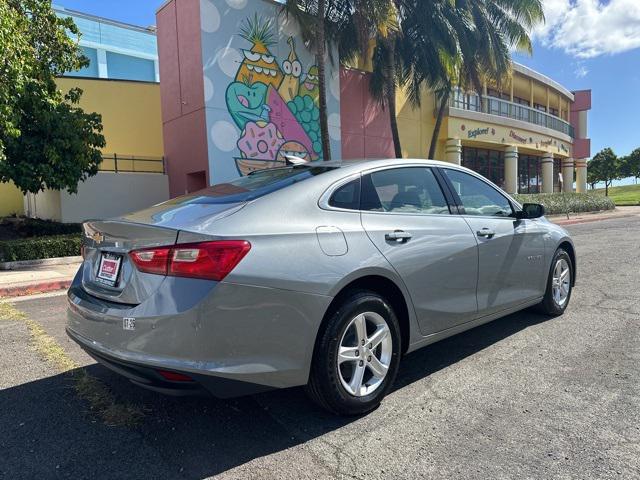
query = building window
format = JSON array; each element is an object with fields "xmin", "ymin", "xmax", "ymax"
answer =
[
  {"xmin": 67, "ymin": 46, "xmax": 99, "ymax": 78},
  {"xmin": 462, "ymin": 147, "xmax": 505, "ymax": 188},
  {"xmin": 518, "ymin": 155, "xmax": 541, "ymax": 194},
  {"xmin": 106, "ymin": 51, "xmax": 156, "ymax": 82}
]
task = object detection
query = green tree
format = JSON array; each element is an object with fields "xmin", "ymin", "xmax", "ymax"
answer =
[
  {"xmin": 427, "ymin": 0, "xmax": 545, "ymax": 159},
  {"xmin": 620, "ymin": 148, "xmax": 640, "ymax": 184},
  {"xmin": 589, "ymin": 148, "xmax": 620, "ymax": 196},
  {"xmin": 0, "ymin": 0, "xmax": 105, "ymax": 194},
  {"xmin": 587, "ymin": 163, "xmax": 599, "ymax": 190}
]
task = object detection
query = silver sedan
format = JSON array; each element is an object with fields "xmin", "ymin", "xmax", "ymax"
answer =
[{"xmin": 67, "ymin": 159, "xmax": 575, "ymax": 415}]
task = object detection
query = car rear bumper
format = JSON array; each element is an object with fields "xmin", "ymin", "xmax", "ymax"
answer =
[
  {"xmin": 66, "ymin": 267, "xmax": 333, "ymax": 398},
  {"xmin": 67, "ymin": 327, "xmax": 273, "ymax": 398}
]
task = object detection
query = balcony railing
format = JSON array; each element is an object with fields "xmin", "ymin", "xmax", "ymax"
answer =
[
  {"xmin": 99, "ymin": 154, "xmax": 165, "ymax": 174},
  {"xmin": 450, "ymin": 94, "xmax": 574, "ymax": 138}
]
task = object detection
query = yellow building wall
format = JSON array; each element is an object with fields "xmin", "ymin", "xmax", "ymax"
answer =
[
  {"xmin": 0, "ymin": 182, "xmax": 24, "ymax": 216},
  {"xmin": 395, "ymin": 87, "xmax": 447, "ymax": 161},
  {"xmin": 55, "ymin": 78, "xmax": 164, "ymax": 173}
]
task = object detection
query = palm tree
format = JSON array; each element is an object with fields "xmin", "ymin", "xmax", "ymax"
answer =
[
  {"xmin": 342, "ymin": 0, "xmax": 459, "ymax": 159},
  {"xmin": 370, "ymin": 35, "xmax": 402, "ymax": 158},
  {"xmin": 283, "ymin": 0, "xmax": 351, "ymax": 161},
  {"xmin": 426, "ymin": 0, "xmax": 545, "ymax": 159},
  {"xmin": 340, "ymin": 0, "xmax": 403, "ymax": 158}
]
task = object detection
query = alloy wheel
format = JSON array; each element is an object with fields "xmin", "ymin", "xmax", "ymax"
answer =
[
  {"xmin": 337, "ymin": 311, "xmax": 393, "ymax": 397},
  {"xmin": 552, "ymin": 258, "xmax": 571, "ymax": 307}
]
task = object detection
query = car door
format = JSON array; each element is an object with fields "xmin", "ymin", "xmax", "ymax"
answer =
[
  {"xmin": 359, "ymin": 166, "xmax": 479, "ymax": 336},
  {"xmin": 439, "ymin": 168, "xmax": 547, "ymax": 317}
]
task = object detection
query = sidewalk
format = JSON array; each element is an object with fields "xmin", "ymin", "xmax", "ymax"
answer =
[
  {"xmin": 548, "ymin": 206, "xmax": 640, "ymax": 226},
  {"xmin": 0, "ymin": 262, "xmax": 80, "ymax": 298}
]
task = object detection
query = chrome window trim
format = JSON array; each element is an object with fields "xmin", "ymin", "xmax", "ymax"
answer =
[
  {"xmin": 319, "ymin": 164, "xmax": 455, "ymax": 217},
  {"xmin": 438, "ymin": 166, "xmax": 523, "ymax": 218},
  {"xmin": 318, "ymin": 172, "xmax": 362, "ymax": 213}
]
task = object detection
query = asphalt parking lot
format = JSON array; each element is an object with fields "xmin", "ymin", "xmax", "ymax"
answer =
[{"xmin": 1, "ymin": 216, "xmax": 639, "ymax": 480}]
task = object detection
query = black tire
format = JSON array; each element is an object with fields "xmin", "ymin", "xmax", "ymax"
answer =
[
  {"xmin": 534, "ymin": 248, "xmax": 573, "ymax": 316},
  {"xmin": 305, "ymin": 290, "xmax": 402, "ymax": 415}
]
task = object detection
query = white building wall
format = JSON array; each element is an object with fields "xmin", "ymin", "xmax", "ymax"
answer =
[
  {"xmin": 60, "ymin": 172, "xmax": 169, "ymax": 223},
  {"xmin": 25, "ymin": 172, "xmax": 170, "ymax": 223}
]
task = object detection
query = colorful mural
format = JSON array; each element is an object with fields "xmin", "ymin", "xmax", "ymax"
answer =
[{"xmin": 223, "ymin": 14, "xmax": 324, "ymax": 176}]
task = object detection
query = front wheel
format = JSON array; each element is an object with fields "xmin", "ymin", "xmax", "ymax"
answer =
[
  {"xmin": 535, "ymin": 248, "xmax": 573, "ymax": 316},
  {"xmin": 305, "ymin": 290, "xmax": 401, "ymax": 415}
]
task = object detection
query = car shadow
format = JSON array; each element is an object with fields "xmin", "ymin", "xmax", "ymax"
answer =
[{"xmin": 0, "ymin": 309, "xmax": 549, "ymax": 479}]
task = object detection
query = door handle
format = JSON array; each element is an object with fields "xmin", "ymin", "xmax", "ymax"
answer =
[
  {"xmin": 476, "ymin": 228, "xmax": 495, "ymax": 239},
  {"xmin": 385, "ymin": 230, "xmax": 412, "ymax": 242}
]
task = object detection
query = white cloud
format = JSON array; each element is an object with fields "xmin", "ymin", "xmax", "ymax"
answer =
[
  {"xmin": 533, "ymin": 0, "xmax": 640, "ymax": 58},
  {"xmin": 574, "ymin": 65, "xmax": 589, "ymax": 77}
]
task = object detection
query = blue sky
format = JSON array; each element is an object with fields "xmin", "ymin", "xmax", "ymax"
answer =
[{"xmin": 58, "ymin": 0, "xmax": 640, "ymax": 159}]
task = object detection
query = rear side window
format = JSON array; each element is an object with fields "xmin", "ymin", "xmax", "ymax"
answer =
[
  {"xmin": 361, "ymin": 167, "xmax": 450, "ymax": 214},
  {"xmin": 329, "ymin": 178, "xmax": 361, "ymax": 210}
]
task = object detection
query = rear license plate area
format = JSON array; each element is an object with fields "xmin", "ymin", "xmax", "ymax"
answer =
[{"xmin": 96, "ymin": 252, "xmax": 123, "ymax": 287}]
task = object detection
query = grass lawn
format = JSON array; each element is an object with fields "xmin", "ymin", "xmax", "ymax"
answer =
[{"xmin": 593, "ymin": 183, "xmax": 640, "ymax": 206}]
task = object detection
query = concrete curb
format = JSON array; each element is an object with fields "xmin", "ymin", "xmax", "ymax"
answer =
[
  {"xmin": 550, "ymin": 210, "xmax": 640, "ymax": 226},
  {"xmin": 0, "ymin": 256, "xmax": 83, "ymax": 271},
  {"xmin": 0, "ymin": 279, "xmax": 71, "ymax": 299}
]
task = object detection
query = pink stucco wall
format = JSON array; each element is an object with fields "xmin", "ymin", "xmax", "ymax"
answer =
[
  {"xmin": 570, "ymin": 89, "xmax": 592, "ymax": 159},
  {"xmin": 340, "ymin": 68, "xmax": 394, "ymax": 159},
  {"xmin": 157, "ymin": 0, "xmax": 209, "ymax": 197}
]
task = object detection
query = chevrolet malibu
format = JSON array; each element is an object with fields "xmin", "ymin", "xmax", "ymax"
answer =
[{"xmin": 67, "ymin": 159, "xmax": 575, "ymax": 415}]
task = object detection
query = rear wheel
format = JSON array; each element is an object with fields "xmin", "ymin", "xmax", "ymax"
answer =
[
  {"xmin": 535, "ymin": 248, "xmax": 573, "ymax": 316},
  {"xmin": 306, "ymin": 290, "xmax": 401, "ymax": 415}
]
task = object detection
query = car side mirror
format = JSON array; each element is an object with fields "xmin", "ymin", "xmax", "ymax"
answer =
[{"xmin": 515, "ymin": 203, "xmax": 545, "ymax": 220}]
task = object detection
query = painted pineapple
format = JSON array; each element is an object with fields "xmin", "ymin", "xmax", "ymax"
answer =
[
  {"xmin": 235, "ymin": 14, "xmax": 284, "ymax": 90},
  {"xmin": 299, "ymin": 65, "xmax": 320, "ymax": 105},
  {"xmin": 278, "ymin": 37, "xmax": 302, "ymax": 103}
]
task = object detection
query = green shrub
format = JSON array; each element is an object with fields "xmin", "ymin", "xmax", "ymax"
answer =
[
  {"xmin": 513, "ymin": 192, "xmax": 616, "ymax": 215},
  {"xmin": 16, "ymin": 218, "xmax": 82, "ymax": 237},
  {"xmin": 0, "ymin": 234, "xmax": 82, "ymax": 262}
]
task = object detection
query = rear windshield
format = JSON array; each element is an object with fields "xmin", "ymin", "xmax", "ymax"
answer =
[{"xmin": 166, "ymin": 166, "xmax": 335, "ymax": 205}]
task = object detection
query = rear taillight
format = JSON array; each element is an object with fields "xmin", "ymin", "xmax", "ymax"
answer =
[{"xmin": 129, "ymin": 240, "xmax": 251, "ymax": 281}]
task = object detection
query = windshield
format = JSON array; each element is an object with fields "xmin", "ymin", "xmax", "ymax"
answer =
[{"xmin": 162, "ymin": 166, "xmax": 336, "ymax": 206}]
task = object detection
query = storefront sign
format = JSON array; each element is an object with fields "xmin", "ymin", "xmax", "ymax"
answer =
[
  {"xmin": 467, "ymin": 127, "xmax": 490, "ymax": 139},
  {"xmin": 449, "ymin": 118, "xmax": 572, "ymax": 157},
  {"xmin": 509, "ymin": 130, "xmax": 527, "ymax": 143}
]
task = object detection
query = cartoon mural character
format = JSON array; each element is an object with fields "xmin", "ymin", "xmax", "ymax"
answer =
[
  {"xmin": 236, "ymin": 121, "xmax": 285, "ymax": 175},
  {"xmin": 225, "ymin": 13, "xmax": 326, "ymax": 176},
  {"xmin": 278, "ymin": 37, "xmax": 302, "ymax": 103},
  {"xmin": 299, "ymin": 65, "xmax": 320, "ymax": 105},
  {"xmin": 225, "ymin": 81, "xmax": 270, "ymax": 129},
  {"xmin": 235, "ymin": 14, "xmax": 284, "ymax": 90},
  {"xmin": 276, "ymin": 141, "xmax": 310, "ymax": 163}
]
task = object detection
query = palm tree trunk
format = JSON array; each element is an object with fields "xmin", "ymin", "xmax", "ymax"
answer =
[
  {"xmin": 385, "ymin": 40, "xmax": 402, "ymax": 158},
  {"xmin": 428, "ymin": 87, "xmax": 450, "ymax": 160},
  {"xmin": 316, "ymin": 0, "xmax": 331, "ymax": 161}
]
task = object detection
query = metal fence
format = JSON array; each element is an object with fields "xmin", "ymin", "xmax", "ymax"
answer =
[
  {"xmin": 99, "ymin": 154, "xmax": 165, "ymax": 174},
  {"xmin": 450, "ymin": 94, "xmax": 575, "ymax": 138}
]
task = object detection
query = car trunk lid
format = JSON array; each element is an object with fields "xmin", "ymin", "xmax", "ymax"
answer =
[{"xmin": 82, "ymin": 220, "xmax": 180, "ymax": 305}]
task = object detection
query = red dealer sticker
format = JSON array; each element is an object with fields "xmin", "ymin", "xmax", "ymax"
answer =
[{"xmin": 96, "ymin": 253, "xmax": 122, "ymax": 287}]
